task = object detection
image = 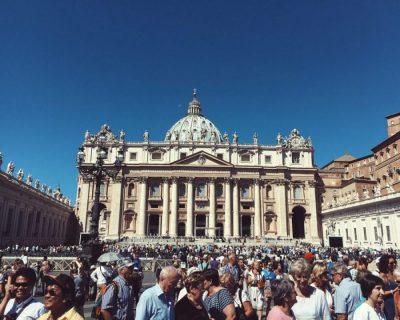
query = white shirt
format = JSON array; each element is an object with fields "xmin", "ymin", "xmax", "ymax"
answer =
[
  {"xmin": 353, "ymin": 302, "xmax": 386, "ymax": 320},
  {"xmin": 90, "ymin": 265, "xmax": 113, "ymax": 285},
  {"xmin": 4, "ymin": 296, "xmax": 46, "ymax": 320},
  {"xmin": 292, "ymin": 287, "xmax": 331, "ymax": 320}
]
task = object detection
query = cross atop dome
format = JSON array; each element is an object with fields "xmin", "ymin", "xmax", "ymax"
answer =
[{"xmin": 188, "ymin": 88, "xmax": 202, "ymax": 116}]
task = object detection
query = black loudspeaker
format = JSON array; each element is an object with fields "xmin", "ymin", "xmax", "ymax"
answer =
[{"xmin": 329, "ymin": 236, "xmax": 343, "ymax": 248}]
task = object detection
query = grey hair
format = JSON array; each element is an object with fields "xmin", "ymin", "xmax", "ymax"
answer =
[
  {"xmin": 289, "ymin": 259, "xmax": 311, "ymax": 277},
  {"xmin": 332, "ymin": 262, "xmax": 349, "ymax": 278},
  {"xmin": 160, "ymin": 266, "xmax": 178, "ymax": 280}
]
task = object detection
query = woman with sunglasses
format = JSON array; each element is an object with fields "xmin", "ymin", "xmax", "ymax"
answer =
[
  {"xmin": 175, "ymin": 272, "xmax": 209, "ymax": 320},
  {"xmin": 378, "ymin": 254, "xmax": 398, "ymax": 320},
  {"xmin": 311, "ymin": 262, "xmax": 334, "ymax": 316},
  {"xmin": 0, "ymin": 267, "xmax": 46, "ymax": 320},
  {"xmin": 289, "ymin": 259, "xmax": 331, "ymax": 320}
]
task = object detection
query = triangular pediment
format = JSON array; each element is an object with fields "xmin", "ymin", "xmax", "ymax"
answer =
[{"xmin": 171, "ymin": 151, "xmax": 233, "ymax": 167}]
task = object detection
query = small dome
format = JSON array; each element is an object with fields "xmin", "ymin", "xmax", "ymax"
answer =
[{"xmin": 165, "ymin": 90, "xmax": 223, "ymax": 143}]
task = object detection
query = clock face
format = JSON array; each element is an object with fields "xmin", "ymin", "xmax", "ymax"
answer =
[{"xmin": 291, "ymin": 137, "xmax": 300, "ymax": 147}]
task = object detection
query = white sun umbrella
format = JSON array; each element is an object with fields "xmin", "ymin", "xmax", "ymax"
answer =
[{"xmin": 97, "ymin": 252, "xmax": 123, "ymax": 263}]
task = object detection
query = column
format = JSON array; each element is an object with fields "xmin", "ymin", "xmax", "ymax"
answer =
[
  {"xmin": 136, "ymin": 177, "xmax": 147, "ymax": 236},
  {"xmin": 275, "ymin": 180, "xmax": 288, "ymax": 237},
  {"xmin": 161, "ymin": 178, "xmax": 170, "ymax": 236},
  {"xmin": 233, "ymin": 179, "xmax": 239, "ymax": 237},
  {"xmin": 186, "ymin": 178, "xmax": 194, "ymax": 237},
  {"xmin": 78, "ymin": 182, "xmax": 90, "ymax": 231},
  {"xmin": 254, "ymin": 180, "xmax": 261, "ymax": 237},
  {"xmin": 109, "ymin": 178, "xmax": 123, "ymax": 239},
  {"xmin": 308, "ymin": 181, "xmax": 319, "ymax": 241},
  {"xmin": 169, "ymin": 177, "xmax": 178, "ymax": 236},
  {"xmin": 209, "ymin": 178, "xmax": 216, "ymax": 237},
  {"xmin": 224, "ymin": 178, "xmax": 232, "ymax": 237}
]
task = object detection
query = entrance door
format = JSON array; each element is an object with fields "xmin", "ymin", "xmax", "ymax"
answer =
[
  {"xmin": 292, "ymin": 206, "xmax": 306, "ymax": 238},
  {"xmin": 196, "ymin": 215, "xmax": 206, "ymax": 237},
  {"xmin": 148, "ymin": 214, "xmax": 160, "ymax": 235},
  {"xmin": 216, "ymin": 223, "xmax": 224, "ymax": 238},
  {"xmin": 241, "ymin": 215, "xmax": 251, "ymax": 237},
  {"xmin": 178, "ymin": 222, "xmax": 185, "ymax": 237}
]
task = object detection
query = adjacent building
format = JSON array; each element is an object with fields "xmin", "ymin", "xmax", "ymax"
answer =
[
  {"xmin": 320, "ymin": 113, "xmax": 400, "ymax": 249},
  {"xmin": 0, "ymin": 159, "xmax": 76, "ymax": 246},
  {"xmin": 76, "ymin": 91, "xmax": 322, "ymax": 242}
]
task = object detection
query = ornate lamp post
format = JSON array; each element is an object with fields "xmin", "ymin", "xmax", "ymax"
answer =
[{"xmin": 76, "ymin": 131, "xmax": 124, "ymax": 262}]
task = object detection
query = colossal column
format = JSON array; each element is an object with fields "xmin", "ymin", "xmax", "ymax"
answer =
[
  {"xmin": 186, "ymin": 178, "xmax": 194, "ymax": 237},
  {"xmin": 254, "ymin": 180, "xmax": 261, "ymax": 237},
  {"xmin": 224, "ymin": 178, "xmax": 232, "ymax": 237},
  {"xmin": 136, "ymin": 177, "xmax": 147, "ymax": 236},
  {"xmin": 109, "ymin": 178, "xmax": 123, "ymax": 239},
  {"xmin": 275, "ymin": 180, "xmax": 288, "ymax": 237},
  {"xmin": 77, "ymin": 181, "xmax": 90, "ymax": 231},
  {"xmin": 209, "ymin": 178, "xmax": 216, "ymax": 237},
  {"xmin": 169, "ymin": 177, "xmax": 178, "ymax": 236},
  {"xmin": 307, "ymin": 180, "xmax": 319, "ymax": 241},
  {"xmin": 232, "ymin": 179, "xmax": 239, "ymax": 237},
  {"xmin": 161, "ymin": 178, "xmax": 169, "ymax": 236}
]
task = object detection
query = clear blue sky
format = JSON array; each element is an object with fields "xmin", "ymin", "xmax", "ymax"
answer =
[{"xmin": 1, "ymin": 1, "xmax": 399, "ymax": 203}]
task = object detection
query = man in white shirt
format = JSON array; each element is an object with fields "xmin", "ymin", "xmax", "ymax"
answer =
[
  {"xmin": 0, "ymin": 267, "xmax": 46, "ymax": 320},
  {"xmin": 91, "ymin": 262, "xmax": 114, "ymax": 302}
]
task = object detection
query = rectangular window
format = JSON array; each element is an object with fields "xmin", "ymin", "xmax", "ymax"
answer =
[
  {"xmin": 149, "ymin": 183, "xmax": 161, "ymax": 197},
  {"xmin": 150, "ymin": 203, "xmax": 158, "ymax": 209},
  {"xmin": 151, "ymin": 152, "xmax": 162, "ymax": 160},
  {"xmin": 180, "ymin": 153, "xmax": 187, "ymax": 159},
  {"xmin": 292, "ymin": 152, "xmax": 300, "ymax": 164},
  {"xmin": 243, "ymin": 205, "xmax": 251, "ymax": 210},
  {"xmin": 264, "ymin": 155, "xmax": 271, "ymax": 163},
  {"xmin": 179, "ymin": 203, "xmax": 186, "ymax": 209},
  {"xmin": 129, "ymin": 152, "xmax": 137, "ymax": 160},
  {"xmin": 363, "ymin": 227, "xmax": 367, "ymax": 240},
  {"xmin": 354, "ymin": 228, "xmax": 357, "ymax": 241},
  {"xmin": 240, "ymin": 154, "xmax": 251, "ymax": 162},
  {"xmin": 217, "ymin": 154, "xmax": 224, "ymax": 160},
  {"xmin": 293, "ymin": 186, "xmax": 303, "ymax": 200},
  {"xmin": 345, "ymin": 228, "xmax": 349, "ymax": 240},
  {"xmin": 386, "ymin": 226, "xmax": 391, "ymax": 241},
  {"xmin": 217, "ymin": 204, "xmax": 223, "ymax": 209},
  {"xmin": 374, "ymin": 227, "xmax": 378, "ymax": 241}
]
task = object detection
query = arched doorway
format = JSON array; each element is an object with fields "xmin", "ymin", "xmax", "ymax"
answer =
[
  {"xmin": 241, "ymin": 215, "xmax": 251, "ymax": 237},
  {"xmin": 216, "ymin": 223, "xmax": 224, "ymax": 238},
  {"xmin": 196, "ymin": 215, "xmax": 206, "ymax": 237},
  {"xmin": 90, "ymin": 203, "xmax": 107, "ymax": 234},
  {"xmin": 292, "ymin": 206, "xmax": 306, "ymax": 238},
  {"xmin": 148, "ymin": 214, "xmax": 160, "ymax": 235},
  {"xmin": 178, "ymin": 222, "xmax": 185, "ymax": 236}
]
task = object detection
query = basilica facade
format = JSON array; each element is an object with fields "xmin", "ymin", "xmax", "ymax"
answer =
[{"xmin": 76, "ymin": 92, "xmax": 322, "ymax": 242}]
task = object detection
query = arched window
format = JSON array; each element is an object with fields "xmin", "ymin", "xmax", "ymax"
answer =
[
  {"xmin": 216, "ymin": 184, "xmax": 223, "ymax": 198},
  {"xmin": 241, "ymin": 184, "xmax": 250, "ymax": 199},
  {"xmin": 293, "ymin": 185, "xmax": 302, "ymax": 200},
  {"xmin": 128, "ymin": 184, "xmax": 135, "ymax": 197},
  {"xmin": 196, "ymin": 182, "xmax": 206, "ymax": 198}
]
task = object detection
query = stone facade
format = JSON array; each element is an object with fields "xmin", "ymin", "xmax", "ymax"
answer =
[
  {"xmin": 0, "ymin": 167, "xmax": 75, "ymax": 246},
  {"xmin": 320, "ymin": 112, "xmax": 400, "ymax": 248},
  {"xmin": 76, "ymin": 92, "xmax": 322, "ymax": 242}
]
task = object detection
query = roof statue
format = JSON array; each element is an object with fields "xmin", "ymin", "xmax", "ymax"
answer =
[
  {"xmin": 281, "ymin": 129, "xmax": 313, "ymax": 149},
  {"xmin": 165, "ymin": 90, "xmax": 223, "ymax": 144},
  {"xmin": 7, "ymin": 162, "xmax": 15, "ymax": 176},
  {"xmin": 17, "ymin": 169, "xmax": 24, "ymax": 181}
]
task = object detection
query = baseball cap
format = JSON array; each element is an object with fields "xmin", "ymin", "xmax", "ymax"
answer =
[{"xmin": 43, "ymin": 274, "xmax": 75, "ymax": 296}]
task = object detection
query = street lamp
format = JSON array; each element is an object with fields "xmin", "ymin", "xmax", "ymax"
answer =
[{"xmin": 76, "ymin": 133, "xmax": 124, "ymax": 262}]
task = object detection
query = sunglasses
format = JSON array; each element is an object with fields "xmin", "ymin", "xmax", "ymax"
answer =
[
  {"xmin": 45, "ymin": 289, "xmax": 59, "ymax": 296},
  {"xmin": 14, "ymin": 282, "xmax": 30, "ymax": 288}
]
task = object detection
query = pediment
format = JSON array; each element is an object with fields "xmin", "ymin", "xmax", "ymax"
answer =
[{"xmin": 171, "ymin": 151, "xmax": 232, "ymax": 167}]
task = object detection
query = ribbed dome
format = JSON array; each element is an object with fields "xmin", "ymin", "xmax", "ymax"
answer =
[{"xmin": 165, "ymin": 90, "xmax": 223, "ymax": 143}]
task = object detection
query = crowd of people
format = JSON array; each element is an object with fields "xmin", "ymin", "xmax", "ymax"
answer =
[{"xmin": 0, "ymin": 243, "xmax": 399, "ymax": 319}]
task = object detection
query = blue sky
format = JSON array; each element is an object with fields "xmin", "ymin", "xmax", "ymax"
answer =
[{"xmin": 1, "ymin": 1, "xmax": 399, "ymax": 202}]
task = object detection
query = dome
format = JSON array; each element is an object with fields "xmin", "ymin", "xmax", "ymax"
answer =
[{"xmin": 165, "ymin": 90, "xmax": 223, "ymax": 143}]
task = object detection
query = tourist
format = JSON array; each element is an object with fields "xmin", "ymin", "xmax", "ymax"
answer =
[
  {"xmin": 332, "ymin": 261, "xmax": 362, "ymax": 320},
  {"xmin": 246, "ymin": 260, "xmax": 264, "ymax": 320},
  {"xmin": 223, "ymin": 254, "xmax": 241, "ymax": 282},
  {"xmin": 135, "ymin": 266, "xmax": 179, "ymax": 320},
  {"xmin": 91, "ymin": 261, "xmax": 114, "ymax": 301},
  {"xmin": 38, "ymin": 273, "xmax": 83, "ymax": 320},
  {"xmin": 289, "ymin": 259, "xmax": 331, "ymax": 320},
  {"xmin": 203, "ymin": 268, "xmax": 236, "ymax": 320},
  {"xmin": 353, "ymin": 274, "xmax": 386, "ymax": 320},
  {"xmin": 175, "ymin": 272, "xmax": 209, "ymax": 320},
  {"xmin": 311, "ymin": 262, "xmax": 334, "ymax": 315},
  {"xmin": 267, "ymin": 279, "xmax": 296, "ymax": 320},
  {"xmin": 70, "ymin": 268, "xmax": 85, "ymax": 316},
  {"xmin": 378, "ymin": 254, "xmax": 398, "ymax": 320},
  {"xmin": 101, "ymin": 258, "xmax": 135, "ymax": 320},
  {"xmin": 0, "ymin": 267, "xmax": 46, "ymax": 319}
]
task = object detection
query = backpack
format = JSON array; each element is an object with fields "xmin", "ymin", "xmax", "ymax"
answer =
[
  {"xmin": 236, "ymin": 288, "xmax": 258, "ymax": 320},
  {"xmin": 91, "ymin": 281, "xmax": 119, "ymax": 319}
]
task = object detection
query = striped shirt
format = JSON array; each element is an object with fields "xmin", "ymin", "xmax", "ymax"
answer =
[{"xmin": 101, "ymin": 275, "xmax": 135, "ymax": 320}]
